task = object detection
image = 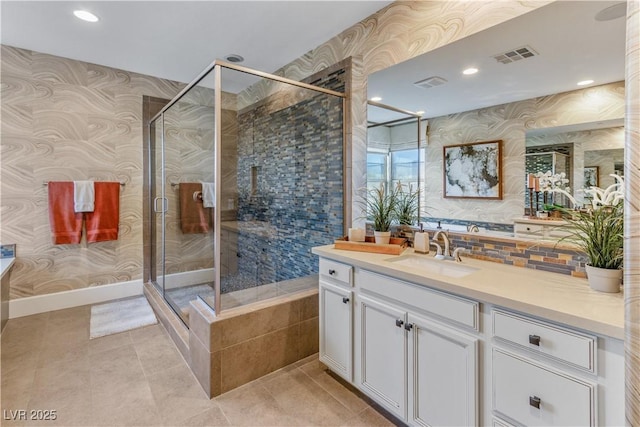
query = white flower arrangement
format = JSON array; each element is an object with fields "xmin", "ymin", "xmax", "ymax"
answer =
[
  {"xmin": 535, "ymin": 171, "xmax": 570, "ymax": 193},
  {"xmin": 546, "ymin": 173, "xmax": 625, "ymax": 210}
]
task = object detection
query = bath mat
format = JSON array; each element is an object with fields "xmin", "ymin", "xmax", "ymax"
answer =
[{"xmin": 90, "ymin": 296, "xmax": 157, "ymax": 339}]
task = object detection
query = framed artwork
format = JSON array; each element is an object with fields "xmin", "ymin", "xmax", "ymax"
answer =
[
  {"xmin": 443, "ymin": 140, "xmax": 502, "ymax": 199},
  {"xmin": 584, "ymin": 166, "xmax": 599, "ymax": 188}
]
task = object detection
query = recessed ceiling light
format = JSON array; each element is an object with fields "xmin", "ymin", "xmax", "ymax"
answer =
[
  {"xmin": 577, "ymin": 80, "xmax": 594, "ymax": 86},
  {"xmin": 462, "ymin": 67, "xmax": 478, "ymax": 75},
  {"xmin": 225, "ymin": 54, "xmax": 244, "ymax": 63},
  {"xmin": 73, "ymin": 10, "xmax": 99, "ymax": 23},
  {"xmin": 370, "ymin": 96, "xmax": 382, "ymax": 102}
]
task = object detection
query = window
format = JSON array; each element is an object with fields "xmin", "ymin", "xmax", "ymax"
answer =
[
  {"xmin": 367, "ymin": 151, "xmax": 387, "ymax": 192},
  {"xmin": 390, "ymin": 148, "xmax": 424, "ymax": 190}
]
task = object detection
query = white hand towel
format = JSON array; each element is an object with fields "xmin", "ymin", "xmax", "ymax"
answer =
[
  {"xmin": 201, "ymin": 182, "xmax": 215, "ymax": 208},
  {"xmin": 74, "ymin": 181, "xmax": 95, "ymax": 212}
]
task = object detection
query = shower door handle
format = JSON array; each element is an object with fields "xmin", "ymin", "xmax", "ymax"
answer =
[{"xmin": 154, "ymin": 197, "xmax": 168, "ymax": 213}]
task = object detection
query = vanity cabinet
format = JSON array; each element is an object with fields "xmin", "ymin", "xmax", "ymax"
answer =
[
  {"xmin": 359, "ymin": 295, "xmax": 407, "ymax": 418},
  {"xmin": 314, "ymin": 250, "xmax": 624, "ymax": 427},
  {"xmin": 318, "ymin": 259, "xmax": 353, "ymax": 381},
  {"xmin": 355, "ymin": 268, "xmax": 479, "ymax": 425},
  {"xmin": 513, "ymin": 218, "xmax": 573, "ymax": 240},
  {"xmin": 408, "ymin": 313, "xmax": 478, "ymax": 426},
  {"xmin": 358, "ymin": 294, "xmax": 478, "ymax": 425},
  {"xmin": 491, "ymin": 309, "xmax": 599, "ymax": 426}
]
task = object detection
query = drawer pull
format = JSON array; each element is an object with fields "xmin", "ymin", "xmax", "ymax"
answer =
[
  {"xmin": 342, "ymin": 297, "xmax": 349, "ymax": 304},
  {"xmin": 529, "ymin": 395, "xmax": 541, "ymax": 409},
  {"xmin": 404, "ymin": 323, "xmax": 413, "ymax": 331},
  {"xmin": 529, "ymin": 334, "xmax": 541, "ymax": 346},
  {"xmin": 395, "ymin": 319, "xmax": 404, "ymax": 328},
  {"xmin": 328, "ymin": 269, "xmax": 336, "ymax": 276}
]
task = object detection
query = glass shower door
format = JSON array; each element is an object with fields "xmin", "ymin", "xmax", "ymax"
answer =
[
  {"xmin": 150, "ymin": 116, "xmax": 165, "ymax": 294},
  {"xmin": 152, "ymin": 82, "xmax": 217, "ymax": 324}
]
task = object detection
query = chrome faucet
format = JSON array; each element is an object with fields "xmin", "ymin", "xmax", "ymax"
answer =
[
  {"xmin": 433, "ymin": 230, "xmax": 450, "ymax": 258},
  {"xmin": 432, "ymin": 230, "xmax": 465, "ymax": 262},
  {"xmin": 452, "ymin": 247, "xmax": 465, "ymax": 263},
  {"xmin": 467, "ymin": 224, "xmax": 480, "ymax": 232}
]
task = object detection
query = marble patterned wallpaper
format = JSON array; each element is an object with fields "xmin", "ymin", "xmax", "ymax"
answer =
[
  {"xmin": 624, "ymin": 1, "xmax": 640, "ymax": 423},
  {"xmin": 1, "ymin": 45, "xmax": 185, "ymax": 298},
  {"xmin": 424, "ymin": 82, "xmax": 624, "ymax": 224}
]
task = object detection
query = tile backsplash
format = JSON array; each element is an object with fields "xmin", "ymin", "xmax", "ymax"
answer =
[
  {"xmin": 0, "ymin": 244, "xmax": 16, "ymax": 258},
  {"xmin": 446, "ymin": 233, "xmax": 588, "ymax": 278}
]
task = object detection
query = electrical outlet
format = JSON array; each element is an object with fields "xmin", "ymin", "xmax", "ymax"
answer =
[{"xmin": 227, "ymin": 198, "xmax": 234, "ymax": 210}]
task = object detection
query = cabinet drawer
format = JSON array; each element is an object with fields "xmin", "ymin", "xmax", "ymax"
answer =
[
  {"xmin": 493, "ymin": 349, "xmax": 595, "ymax": 426},
  {"xmin": 514, "ymin": 222, "xmax": 543, "ymax": 235},
  {"xmin": 358, "ymin": 270, "xmax": 478, "ymax": 330},
  {"xmin": 319, "ymin": 258, "xmax": 352, "ymax": 286},
  {"xmin": 492, "ymin": 417, "xmax": 515, "ymax": 427},
  {"xmin": 492, "ymin": 309, "xmax": 596, "ymax": 372}
]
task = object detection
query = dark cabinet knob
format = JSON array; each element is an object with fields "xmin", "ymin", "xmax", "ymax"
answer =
[
  {"xmin": 529, "ymin": 395, "xmax": 541, "ymax": 409},
  {"xmin": 404, "ymin": 323, "xmax": 413, "ymax": 331},
  {"xmin": 529, "ymin": 334, "xmax": 541, "ymax": 346},
  {"xmin": 328, "ymin": 269, "xmax": 336, "ymax": 275},
  {"xmin": 342, "ymin": 297, "xmax": 349, "ymax": 304},
  {"xmin": 395, "ymin": 319, "xmax": 404, "ymax": 328}
]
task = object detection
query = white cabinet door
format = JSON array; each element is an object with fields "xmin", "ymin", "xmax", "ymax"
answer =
[
  {"xmin": 319, "ymin": 281, "xmax": 353, "ymax": 380},
  {"xmin": 408, "ymin": 314, "xmax": 478, "ymax": 427},
  {"xmin": 359, "ymin": 295, "xmax": 408, "ymax": 420}
]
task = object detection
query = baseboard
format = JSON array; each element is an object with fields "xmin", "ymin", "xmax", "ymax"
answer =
[
  {"xmin": 9, "ymin": 279, "xmax": 144, "ymax": 319},
  {"xmin": 157, "ymin": 268, "xmax": 215, "ymax": 290}
]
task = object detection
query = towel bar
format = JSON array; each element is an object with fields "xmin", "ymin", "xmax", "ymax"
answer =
[{"xmin": 43, "ymin": 181, "xmax": 125, "ymax": 187}]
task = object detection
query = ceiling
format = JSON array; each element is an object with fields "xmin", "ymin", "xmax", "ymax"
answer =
[
  {"xmin": 0, "ymin": 1, "xmax": 392, "ymax": 91},
  {"xmin": 368, "ymin": 1, "xmax": 627, "ymax": 122},
  {"xmin": 1, "ymin": 1, "xmax": 627, "ymax": 119}
]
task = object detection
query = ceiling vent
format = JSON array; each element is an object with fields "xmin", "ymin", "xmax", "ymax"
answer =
[
  {"xmin": 414, "ymin": 76, "xmax": 448, "ymax": 89},
  {"xmin": 493, "ymin": 46, "xmax": 538, "ymax": 64}
]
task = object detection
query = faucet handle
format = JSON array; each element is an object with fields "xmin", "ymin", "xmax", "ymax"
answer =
[{"xmin": 452, "ymin": 247, "xmax": 465, "ymax": 263}]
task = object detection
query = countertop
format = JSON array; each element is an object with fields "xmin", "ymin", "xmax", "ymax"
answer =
[
  {"xmin": 513, "ymin": 217, "xmax": 570, "ymax": 225},
  {"xmin": 312, "ymin": 245, "xmax": 624, "ymax": 340},
  {"xmin": 1, "ymin": 257, "xmax": 15, "ymax": 280}
]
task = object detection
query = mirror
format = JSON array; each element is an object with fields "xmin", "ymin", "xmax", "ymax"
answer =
[
  {"xmin": 366, "ymin": 1, "xmax": 626, "ymax": 231},
  {"xmin": 366, "ymin": 101, "xmax": 426, "ymax": 225},
  {"xmin": 525, "ymin": 120, "xmax": 624, "ymax": 210}
]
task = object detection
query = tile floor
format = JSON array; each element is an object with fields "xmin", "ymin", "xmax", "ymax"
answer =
[{"xmin": 1, "ymin": 305, "xmax": 398, "ymax": 426}]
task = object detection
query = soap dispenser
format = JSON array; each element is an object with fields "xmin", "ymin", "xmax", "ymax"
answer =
[{"xmin": 414, "ymin": 223, "xmax": 429, "ymax": 254}]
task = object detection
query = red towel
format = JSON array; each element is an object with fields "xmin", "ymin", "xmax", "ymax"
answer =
[
  {"xmin": 48, "ymin": 181, "xmax": 83, "ymax": 244},
  {"xmin": 85, "ymin": 182, "xmax": 120, "ymax": 243},
  {"xmin": 179, "ymin": 183, "xmax": 212, "ymax": 234}
]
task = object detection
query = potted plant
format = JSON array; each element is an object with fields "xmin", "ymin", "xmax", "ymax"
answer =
[
  {"xmin": 360, "ymin": 183, "xmax": 398, "ymax": 244},
  {"xmin": 551, "ymin": 175, "xmax": 624, "ymax": 293},
  {"xmin": 395, "ymin": 182, "xmax": 420, "ymax": 226}
]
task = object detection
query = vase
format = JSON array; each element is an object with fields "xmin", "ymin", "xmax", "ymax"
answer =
[
  {"xmin": 585, "ymin": 265, "xmax": 622, "ymax": 293},
  {"xmin": 549, "ymin": 210, "xmax": 562, "ymax": 219},
  {"xmin": 374, "ymin": 231, "xmax": 391, "ymax": 245}
]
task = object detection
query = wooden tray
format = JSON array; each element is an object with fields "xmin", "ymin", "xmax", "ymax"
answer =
[{"xmin": 334, "ymin": 236, "xmax": 408, "ymax": 255}]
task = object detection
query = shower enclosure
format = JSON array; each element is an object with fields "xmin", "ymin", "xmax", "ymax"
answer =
[{"xmin": 148, "ymin": 61, "xmax": 345, "ymax": 325}]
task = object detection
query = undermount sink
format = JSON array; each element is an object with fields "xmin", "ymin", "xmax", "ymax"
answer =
[{"xmin": 385, "ymin": 255, "xmax": 479, "ymax": 278}]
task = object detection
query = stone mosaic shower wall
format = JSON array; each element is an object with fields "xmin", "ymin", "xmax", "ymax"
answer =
[{"xmin": 229, "ymin": 69, "xmax": 345, "ymax": 290}]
